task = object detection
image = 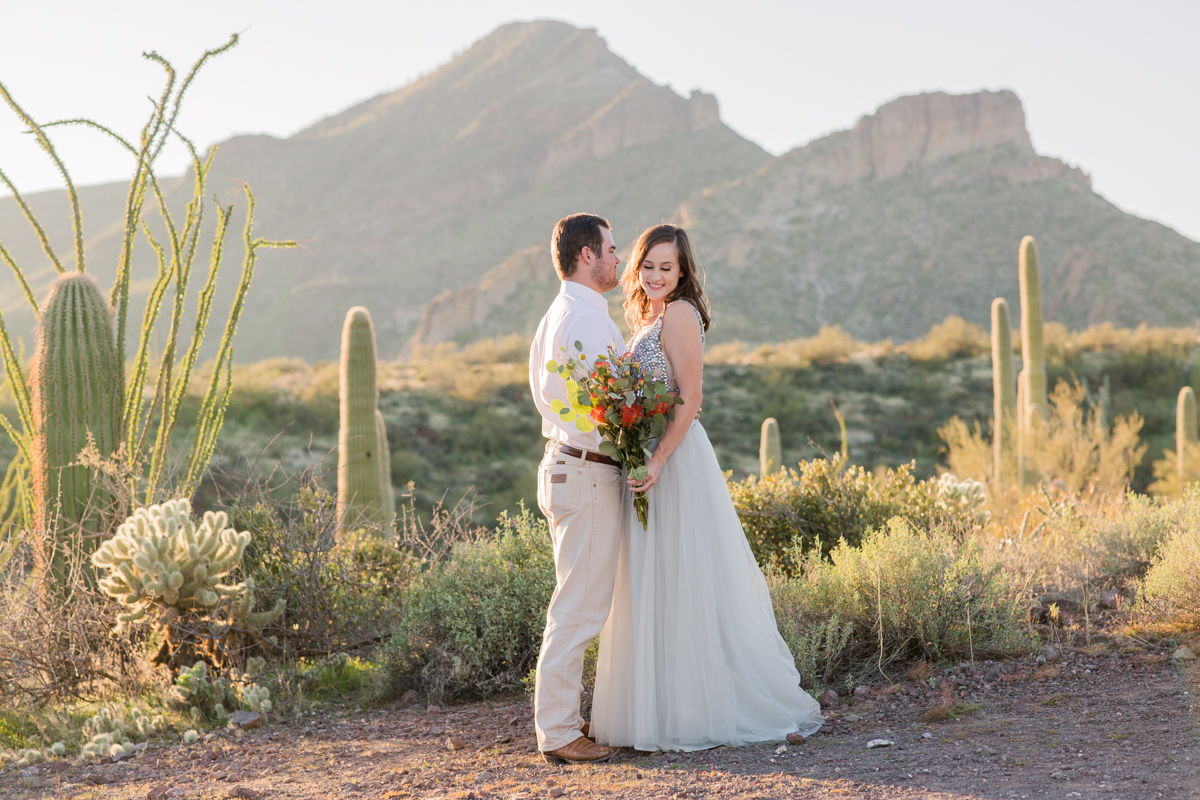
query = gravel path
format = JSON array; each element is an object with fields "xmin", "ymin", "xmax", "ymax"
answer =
[{"xmin": 5, "ymin": 635, "xmax": 1198, "ymax": 800}]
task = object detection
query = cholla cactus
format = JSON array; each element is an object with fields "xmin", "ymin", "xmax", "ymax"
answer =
[
  {"xmin": 79, "ymin": 705, "xmax": 164, "ymax": 761},
  {"xmin": 241, "ymin": 684, "xmax": 273, "ymax": 713},
  {"xmin": 936, "ymin": 473, "xmax": 991, "ymax": 525},
  {"xmin": 92, "ymin": 499, "xmax": 283, "ymax": 629}
]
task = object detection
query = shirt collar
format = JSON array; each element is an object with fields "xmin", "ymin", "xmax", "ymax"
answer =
[{"xmin": 560, "ymin": 280, "xmax": 610, "ymax": 313}]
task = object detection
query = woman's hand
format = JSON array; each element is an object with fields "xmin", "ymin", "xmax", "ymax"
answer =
[{"xmin": 628, "ymin": 453, "xmax": 665, "ymax": 493}]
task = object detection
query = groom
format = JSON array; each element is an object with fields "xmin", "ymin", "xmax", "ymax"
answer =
[{"xmin": 528, "ymin": 213, "xmax": 625, "ymax": 765}]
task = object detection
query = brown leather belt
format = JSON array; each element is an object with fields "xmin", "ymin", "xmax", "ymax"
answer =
[{"xmin": 556, "ymin": 444, "xmax": 620, "ymax": 468}]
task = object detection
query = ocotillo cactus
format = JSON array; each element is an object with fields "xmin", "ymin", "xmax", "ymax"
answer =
[
  {"xmin": 375, "ymin": 408, "xmax": 396, "ymax": 526},
  {"xmin": 1018, "ymin": 236, "xmax": 1047, "ymax": 425},
  {"xmin": 31, "ymin": 272, "xmax": 124, "ymax": 571},
  {"xmin": 1177, "ymin": 387, "xmax": 1197, "ymax": 479},
  {"xmin": 760, "ymin": 417, "xmax": 782, "ymax": 476},
  {"xmin": 990, "ymin": 298, "xmax": 1016, "ymax": 484},
  {"xmin": 338, "ymin": 307, "xmax": 387, "ymax": 535}
]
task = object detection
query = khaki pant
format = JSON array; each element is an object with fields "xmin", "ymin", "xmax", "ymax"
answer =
[{"xmin": 534, "ymin": 442, "xmax": 624, "ymax": 752}]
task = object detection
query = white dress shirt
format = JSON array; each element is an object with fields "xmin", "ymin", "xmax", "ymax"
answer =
[{"xmin": 529, "ymin": 281, "xmax": 627, "ymax": 452}]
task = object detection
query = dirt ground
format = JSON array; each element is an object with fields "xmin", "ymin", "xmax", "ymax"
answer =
[{"xmin": 5, "ymin": 634, "xmax": 1199, "ymax": 800}]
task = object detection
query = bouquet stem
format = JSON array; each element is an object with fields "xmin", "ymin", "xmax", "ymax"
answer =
[{"xmin": 633, "ymin": 493, "xmax": 649, "ymax": 531}]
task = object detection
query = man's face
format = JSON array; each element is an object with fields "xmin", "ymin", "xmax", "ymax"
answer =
[{"xmin": 588, "ymin": 226, "xmax": 620, "ymax": 292}]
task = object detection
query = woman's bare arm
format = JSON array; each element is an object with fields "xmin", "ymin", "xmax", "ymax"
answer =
[{"xmin": 629, "ymin": 302, "xmax": 704, "ymax": 493}]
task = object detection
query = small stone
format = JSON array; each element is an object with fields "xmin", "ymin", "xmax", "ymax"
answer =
[
  {"xmin": 46, "ymin": 761, "xmax": 69, "ymax": 773},
  {"xmin": 1171, "ymin": 646, "xmax": 1197, "ymax": 661},
  {"xmin": 427, "ymin": 704, "xmax": 443, "ymax": 714},
  {"xmin": 476, "ymin": 771, "xmax": 496, "ymax": 784},
  {"xmin": 773, "ymin": 744, "xmax": 787, "ymax": 755},
  {"xmin": 86, "ymin": 773, "xmax": 115, "ymax": 785},
  {"xmin": 819, "ymin": 688, "xmax": 839, "ymax": 707},
  {"xmin": 921, "ymin": 732, "xmax": 933, "ymax": 740},
  {"xmin": 508, "ymin": 715, "xmax": 521, "ymax": 726},
  {"xmin": 20, "ymin": 776, "xmax": 46, "ymax": 789},
  {"xmin": 853, "ymin": 685, "xmax": 871, "ymax": 697},
  {"xmin": 342, "ymin": 784, "xmax": 361, "ymax": 793},
  {"xmin": 844, "ymin": 714, "xmax": 862, "ymax": 722},
  {"xmin": 866, "ymin": 739, "xmax": 894, "ymax": 749},
  {"xmin": 979, "ymin": 744, "xmax": 997, "ymax": 755},
  {"xmin": 1040, "ymin": 646, "xmax": 1061, "ymax": 662},
  {"xmin": 233, "ymin": 710, "xmax": 263, "ymax": 730},
  {"xmin": 785, "ymin": 733, "xmax": 805, "ymax": 745},
  {"xmin": 1050, "ymin": 770, "xmax": 1066, "ymax": 779},
  {"xmin": 1100, "ymin": 588, "xmax": 1122, "ymax": 609},
  {"xmin": 446, "ymin": 736, "xmax": 467, "ymax": 751},
  {"xmin": 227, "ymin": 789, "xmax": 262, "ymax": 799},
  {"xmin": 148, "ymin": 787, "xmax": 170, "ymax": 800},
  {"xmin": 167, "ymin": 789, "xmax": 189, "ymax": 798},
  {"xmin": 549, "ymin": 789, "xmax": 566, "ymax": 798}
]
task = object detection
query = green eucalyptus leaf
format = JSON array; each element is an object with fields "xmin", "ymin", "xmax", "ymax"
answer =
[
  {"xmin": 574, "ymin": 340, "xmax": 584, "ymax": 352},
  {"xmin": 546, "ymin": 360, "xmax": 560, "ymax": 372},
  {"xmin": 598, "ymin": 441, "xmax": 618, "ymax": 458}
]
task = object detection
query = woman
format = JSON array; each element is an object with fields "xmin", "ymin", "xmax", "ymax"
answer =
[{"xmin": 590, "ymin": 224, "xmax": 824, "ymax": 752}]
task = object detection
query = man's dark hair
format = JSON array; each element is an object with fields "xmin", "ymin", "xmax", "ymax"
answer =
[{"xmin": 551, "ymin": 213, "xmax": 610, "ymax": 279}]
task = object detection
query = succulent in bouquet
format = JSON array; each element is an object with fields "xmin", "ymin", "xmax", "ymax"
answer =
[{"xmin": 546, "ymin": 341, "xmax": 684, "ymax": 529}]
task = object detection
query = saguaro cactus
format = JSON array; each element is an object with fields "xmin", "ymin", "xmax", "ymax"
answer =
[
  {"xmin": 990, "ymin": 298, "xmax": 1016, "ymax": 484},
  {"xmin": 1018, "ymin": 236, "xmax": 1047, "ymax": 425},
  {"xmin": 337, "ymin": 307, "xmax": 393, "ymax": 535},
  {"xmin": 1177, "ymin": 387, "xmax": 1197, "ymax": 479},
  {"xmin": 31, "ymin": 272, "xmax": 123, "ymax": 567},
  {"xmin": 760, "ymin": 417, "xmax": 782, "ymax": 476}
]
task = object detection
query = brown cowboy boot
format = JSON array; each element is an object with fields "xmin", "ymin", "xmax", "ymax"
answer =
[
  {"xmin": 542, "ymin": 735, "xmax": 615, "ymax": 765},
  {"xmin": 580, "ymin": 721, "xmax": 591, "ymax": 739}
]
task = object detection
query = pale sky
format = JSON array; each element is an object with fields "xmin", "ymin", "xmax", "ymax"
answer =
[{"xmin": 2, "ymin": 0, "xmax": 1197, "ymax": 241}]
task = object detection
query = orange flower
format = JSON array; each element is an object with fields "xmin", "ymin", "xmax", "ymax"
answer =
[
  {"xmin": 651, "ymin": 401, "xmax": 672, "ymax": 417},
  {"xmin": 620, "ymin": 403, "xmax": 643, "ymax": 427},
  {"xmin": 590, "ymin": 407, "xmax": 607, "ymax": 425}
]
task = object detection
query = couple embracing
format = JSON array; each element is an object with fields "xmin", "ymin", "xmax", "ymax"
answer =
[{"xmin": 529, "ymin": 214, "xmax": 824, "ymax": 764}]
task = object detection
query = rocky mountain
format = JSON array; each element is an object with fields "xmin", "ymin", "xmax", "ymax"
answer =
[
  {"xmin": 0, "ymin": 20, "xmax": 767, "ymax": 361},
  {"xmin": 418, "ymin": 88, "xmax": 1200, "ymax": 348},
  {"xmin": 5, "ymin": 25, "xmax": 1199, "ymax": 361},
  {"xmin": 678, "ymin": 89, "xmax": 1200, "ymax": 343}
]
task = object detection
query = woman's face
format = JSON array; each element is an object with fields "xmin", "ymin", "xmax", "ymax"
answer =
[{"xmin": 639, "ymin": 241, "xmax": 681, "ymax": 304}]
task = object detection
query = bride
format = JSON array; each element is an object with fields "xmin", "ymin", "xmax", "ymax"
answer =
[{"xmin": 590, "ymin": 224, "xmax": 824, "ymax": 752}]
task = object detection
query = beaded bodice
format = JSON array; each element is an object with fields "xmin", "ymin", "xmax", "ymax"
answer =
[{"xmin": 630, "ymin": 304, "xmax": 705, "ymax": 393}]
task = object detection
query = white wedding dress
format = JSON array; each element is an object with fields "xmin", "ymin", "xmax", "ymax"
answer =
[{"xmin": 591, "ymin": 305, "xmax": 824, "ymax": 752}]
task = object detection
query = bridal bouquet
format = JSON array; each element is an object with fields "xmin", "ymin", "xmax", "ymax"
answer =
[{"xmin": 546, "ymin": 341, "xmax": 683, "ymax": 529}]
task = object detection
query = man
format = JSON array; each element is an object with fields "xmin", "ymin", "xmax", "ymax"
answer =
[{"xmin": 528, "ymin": 213, "xmax": 624, "ymax": 765}]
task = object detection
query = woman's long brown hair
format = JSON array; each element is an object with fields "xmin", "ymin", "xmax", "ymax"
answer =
[{"xmin": 621, "ymin": 224, "xmax": 711, "ymax": 334}]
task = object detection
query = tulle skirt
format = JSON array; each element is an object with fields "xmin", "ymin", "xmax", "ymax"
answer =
[{"xmin": 591, "ymin": 422, "xmax": 824, "ymax": 752}]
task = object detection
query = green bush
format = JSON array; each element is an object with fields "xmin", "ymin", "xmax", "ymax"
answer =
[
  {"xmin": 1135, "ymin": 492, "xmax": 1200, "ymax": 628},
  {"xmin": 382, "ymin": 506, "xmax": 555, "ymax": 702},
  {"xmin": 729, "ymin": 455, "xmax": 975, "ymax": 573},
  {"xmin": 771, "ymin": 518, "xmax": 1033, "ymax": 690}
]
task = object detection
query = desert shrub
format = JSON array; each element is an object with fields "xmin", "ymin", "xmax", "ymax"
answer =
[
  {"xmin": 1134, "ymin": 495, "xmax": 1200, "ymax": 628},
  {"xmin": 729, "ymin": 455, "xmax": 976, "ymax": 573},
  {"xmin": 382, "ymin": 506, "xmax": 555, "ymax": 702},
  {"xmin": 1148, "ymin": 442, "xmax": 1200, "ymax": 497},
  {"xmin": 989, "ymin": 489, "xmax": 1190, "ymax": 617},
  {"xmin": 221, "ymin": 474, "xmax": 413, "ymax": 660},
  {"xmin": 899, "ymin": 316, "xmax": 988, "ymax": 361},
  {"xmin": 941, "ymin": 379, "xmax": 1144, "ymax": 497},
  {"xmin": 298, "ymin": 653, "xmax": 379, "ymax": 700},
  {"xmin": 771, "ymin": 518, "xmax": 1032, "ymax": 688}
]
